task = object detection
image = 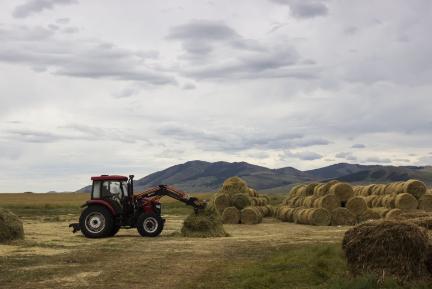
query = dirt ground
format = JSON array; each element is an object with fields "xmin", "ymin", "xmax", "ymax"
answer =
[{"xmin": 0, "ymin": 215, "xmax": 347, "ymax": 289}]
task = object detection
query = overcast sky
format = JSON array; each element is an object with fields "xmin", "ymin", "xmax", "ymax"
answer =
[{"xmin": 1, "ymin": 0, "xmax": 432, "ymax": 192}]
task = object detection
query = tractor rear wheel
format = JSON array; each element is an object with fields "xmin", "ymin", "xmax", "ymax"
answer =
[
  {"xmin": 136, "ymin": 213, "xmax": 164, "ymax": 237},
  {"xmin": 79, "ymin": 206, "xmax": 114, "ymax": 238}
]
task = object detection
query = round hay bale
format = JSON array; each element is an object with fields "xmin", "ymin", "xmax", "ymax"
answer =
[
  {"xmin": 395, "ymin": 193, "xmax": 418, "ymax": 210},
  {"xmin": 289, "ymin": 184, "xmax": 303, "ymax": 197},
  {"xmin": 231, "ymin": 193, "xmax": 251, "ymax": 210},
  {"xmin": 277, "ymin": 206, "xmax": 290, "ymax": 221},
  {"xmin": 371, "ymin": 195, "xmax": 384, "ymax": 207},
  {"xmin": 357, "ymin": 209, "xmax": 381, "ymax": 223},
  {"xmin": 304, "ymin": 183, "xmax": 318, "ymax": 196},
  {"xmin": 294, "ymin": 196, "xmax": 305, "ymax": 207},
  {"xmin": 296, "ymin": 186, "xmax": 307, "ymax": 197},
  {"xmin": 386, "ymin": 208, "xmax": 403, "ymax": 219},
  {"xmin": 220, "ymin": 177, "xmax": 249, "ymax": 196},
  {"xmin": 293, "ymin": 208, "xmax": 309, "ymax": 224},
  {"xmin": 265, "ymin": 205, "xmax": 275, "ymax": 217},
  {"xmin": 342, "ymin": 220, "xmax": 430, "ymax": 281},
  {"xmin": 240, "ymin": 207, "xmax": 262, "ymax": 224},
  {"xmin": 402, "ymin": 179, "xmax": 427, "ymax": 199},
  {"xmin": 0, "ymin": 208, "xmax": 24, "ymax": 242},
  {"xmin": 316, "ymin": 181, "xmax": 338, "ymax": 196},
  {"xmin": 364, "ymin": 195, "xmax": 377, "ymax": 207},
  {"xmin": 222, "ymin": 207, "xmax": 240, "ymax": 224},
  {"xmin": 315, "ymin": 194, "xmax": 339, "ymax": 211},
  {"xmin": 419, "ymin": 194, "xmax": 432, "ymax": 212},
  {"xmin": 331, "ymin": 208, "xmax": 356, "ymax": 226},
  {"xmin": 370, "ymin": 207, "xmax": 391, "ymax": 218},
  {"xmin": 372, "ymin": 184, "xmax": 386, "ymax": 195},
  {"xmin": 313, "ymin": 184, "xmax": 323, "ymax": 196},
  {"xmin": 303, "ymin": 196, "xmax": 317, "ymax": 208},
  {"xmin": 346, "ymin": 197, "xmax": 368, "ymax": 216},
  {"xmin": 213, "ymin": 193, "xmax": 231, "ymax": 214},
  {"xmin": 382, "ymin": 194, "xmax": 396, "ymax": 208},
  {"xmin": 307, "ymin": 208, "xmax": 331, "ymax": 226},
  {"xmin": 361, "ymin": 184, "xmax": 375, "ymax": 196},
  {"xmin": 247, "ymin": 188, "xmax": 258, "ymax": 197},
  {"xmin": 181, "ymin": 208, "xmax": 228, "ymax": 237},
  {"xmin": 329, "ymin": 183, "xmax": 354, "ymax": 202}
]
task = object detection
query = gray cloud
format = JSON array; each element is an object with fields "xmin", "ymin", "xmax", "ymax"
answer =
[
  {"xmin": 167, "ymin": 20, "xmax": 314, "ymax": 80},
  {"xmin": 270, "ymin": 0, "xmax": 328, "ymax": 18},
  {"xmin": 283, "ymin": 150, "xmax": 323, "ymax": 160},
  {"xmin": 13, "ymin": 0, "xmax": 78, "ymax": 18},
  {"xmin": 351, "ymin": 143, "xmax": 366, "ymax": 149},
  {"xmin": 182, "ymin": 83, "xmax": 196, "ymax": 90},
  {"xmin": 157, "ymin": 123, "xmax": 329, "ymax": 152},
  {"xmin": 335, "ymin": 152, "xmax": 357, "ymax": 161},
  {"xmin": 0, "ymin": 25, "xmax": 176, "ymax": 85},
  {"xmin": 364, "ymin": 157, "xmax": 392, "ymax": 164}
]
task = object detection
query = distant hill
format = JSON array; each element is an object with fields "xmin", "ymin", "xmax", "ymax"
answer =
[{"xmin": 77, "ymin": 161, "xmax": 432, "ymax": 194}]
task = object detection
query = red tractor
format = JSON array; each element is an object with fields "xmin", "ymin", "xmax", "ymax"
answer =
[{"xmin": 69, "ymin": 175, "xmax": 206, "ymax": 238}]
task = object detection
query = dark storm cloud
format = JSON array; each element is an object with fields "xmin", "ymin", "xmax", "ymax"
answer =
[
  {"xmin": 157, "ymin": 124, "xmax": 329, "ymax": 152},
  {"xmin": 168, "ymin": 20, "xmax": 238, "ymax": 41},
  {"xmin": 13, "ymin": 0, "xmax": 78, "ymax": 18},
  {"xmin": 0, "ymin": 25, "xmax": 176, "ymax": 85},
  {"xmin": 270, "ymin": 0, "xmax": 328, "ymax": 18}
]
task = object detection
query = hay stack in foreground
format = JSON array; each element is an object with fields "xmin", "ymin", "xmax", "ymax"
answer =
[
  {"xmin": 342, "ymin": 220, "xmax": 430, "ymax": 281},
  {"xmin": 0, "ymin": 208, "xmax": 24, "ymax": 243},
  {"xmin": 181, "ymin": 208, "xmax": 228, "ymax": 238}
]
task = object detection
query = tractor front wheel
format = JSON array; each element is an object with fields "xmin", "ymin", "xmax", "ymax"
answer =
[
  {"xmin": 79, "ymin": 206, "xmax": 114, "ymax": 238},
  {"xmin": 136, "ymin": 213, "xmax": 164, "ymax": 237}
]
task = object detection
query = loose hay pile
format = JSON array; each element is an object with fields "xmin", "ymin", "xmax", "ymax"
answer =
[
  {"xmin": 276, "ymin": 179, "xmax": 432, "ymax": 226},
  {"xmin": 211, "ymin": 177, "xmax": 274, "ymax": 225},
  {"xmin": 181, "ymin": 207, "xmax": 228, "ymax": 238},
  {"xmin": 0, "ymin": 208, "xmax": 24, "ymax": 242},
  {"xmin": 342, "ymin": 220, "xmax": 431, "ymax": 281}
]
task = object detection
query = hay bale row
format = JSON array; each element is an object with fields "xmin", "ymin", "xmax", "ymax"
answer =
[
  {"xmin": 353, "ymin": 179, "xmax": 427, "ymax": 200},
  {"xmin": 222, "ymin": 204, "xmax": 274, "ymax": 224}
]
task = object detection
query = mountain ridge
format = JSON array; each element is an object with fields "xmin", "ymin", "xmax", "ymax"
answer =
[{"xmin": 77, "ymin": 160, "xmax": 432, "ymax": 194}]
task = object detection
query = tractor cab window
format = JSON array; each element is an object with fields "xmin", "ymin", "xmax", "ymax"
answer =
[
  {"xmin": 92, "ymin": 181, "xmax": 101, "ymax": 199},
  {"xmin": 122, "ymin": 182, "xmax": 128, "ymax": 197},
  {"xmin": 110, "ymin": 181, "xmax": 122, "ymax": 198}
]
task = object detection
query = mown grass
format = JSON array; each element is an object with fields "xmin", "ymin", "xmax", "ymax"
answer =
[{"xmin": 183, "ymin": 243, "xmax": 431, "ymax": 289}]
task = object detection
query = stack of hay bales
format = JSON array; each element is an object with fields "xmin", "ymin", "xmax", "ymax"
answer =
[
  {"xmin": 212, "ymin": 177, "xmax": 274, "ymax": 224},
  {"xmin": 342, "ymin": 220, "xmax": 431, "ymax": 282},
  {"xmin": 353, "ymin": 179, "xmax": 431, "ymax": 220},
  {"xmin": 276, "ymin": 181, "xmax": 359, "ymax": 226},
  {"xmin": 0, "ymin": 208, "xmax": 24, "ymax": 242}
]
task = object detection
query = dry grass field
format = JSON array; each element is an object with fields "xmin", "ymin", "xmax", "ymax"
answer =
[{"xmin": 0, "ymin": 193, "xmax": 430, "ymax": 289}]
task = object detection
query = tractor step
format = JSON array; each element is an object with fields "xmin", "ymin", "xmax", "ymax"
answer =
[{"xmin": 69, "ymin": 223, "xmax": 80, "ymax": 233}]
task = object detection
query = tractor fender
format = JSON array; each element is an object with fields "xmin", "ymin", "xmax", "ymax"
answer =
[{"xmin": 81, "ymin": 200, "xmax": 117, "ymax": 216}]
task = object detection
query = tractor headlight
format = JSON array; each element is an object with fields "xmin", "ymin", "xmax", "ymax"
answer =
[{"xmin": 155, "ymin": 204, "xmax": 161, "ymax": 209}]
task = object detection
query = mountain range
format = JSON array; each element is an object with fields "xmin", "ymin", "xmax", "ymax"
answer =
[{"xmin": 78, "ymin": 160, "xmax": 432, "ymax": 194}]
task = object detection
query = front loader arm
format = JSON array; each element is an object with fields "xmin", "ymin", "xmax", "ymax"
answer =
[{"xmin": 135, "ymin": 185, "xmax": 206, "ymax": 212}]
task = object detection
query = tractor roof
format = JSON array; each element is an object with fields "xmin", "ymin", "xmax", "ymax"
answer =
[{"xmin": 91, "ymin": 175, "xmax": 128, "ymax": 181}]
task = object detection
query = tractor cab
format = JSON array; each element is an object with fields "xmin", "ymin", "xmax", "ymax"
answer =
[{"xmin": 90, "ymin": 175, "xmax": 134, "ymax": 214}]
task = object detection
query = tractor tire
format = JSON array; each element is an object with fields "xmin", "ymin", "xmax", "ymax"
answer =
[
  {"xmin": 79, "ymin": 206, "xmax": 114, "ymax": 238},
  {"xmin": 136, "ymin": 213, "xmax": 164, "ymax": 237},
  {"xmin": 108, "ymin": 225, "xmax": 121, "ymax": 237}
]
